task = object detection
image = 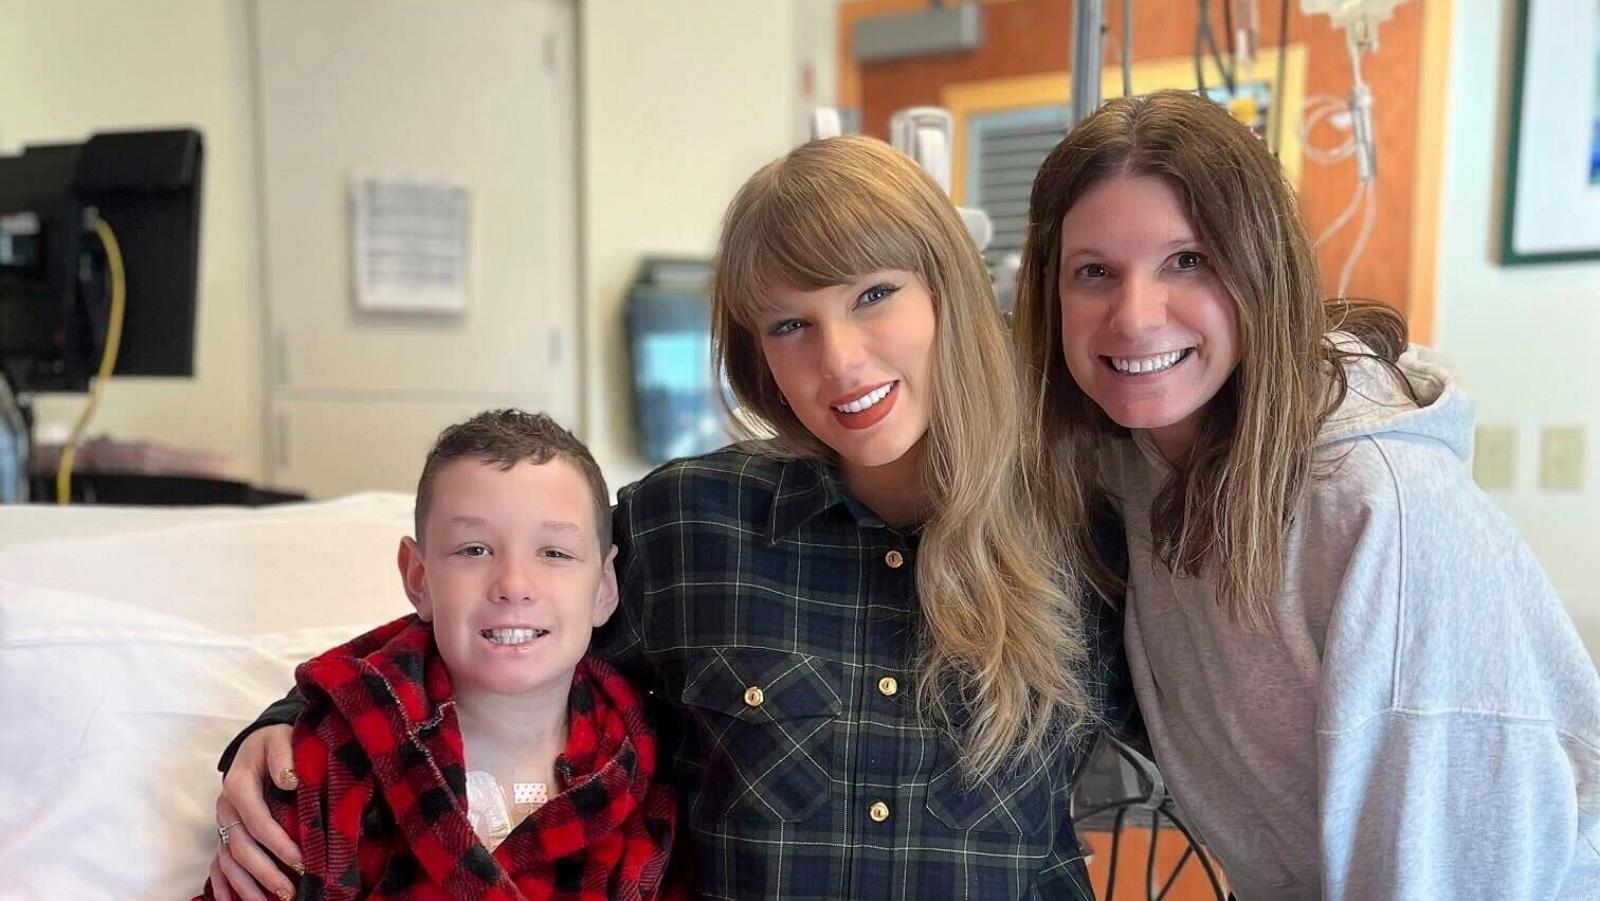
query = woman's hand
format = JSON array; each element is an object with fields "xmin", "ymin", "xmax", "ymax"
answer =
[{"xmin": 208, "ymin": 725, "xmax": 301, "ymax": 901}]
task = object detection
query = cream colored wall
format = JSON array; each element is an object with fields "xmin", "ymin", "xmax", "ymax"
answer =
[
  {"xmin": 250, "ymin": 0, "xmax": 580, "ymax": 500},
  {"xmin": 1435, "ymin": 2, "xmax": 1600, "ymax": 660},
  {"xmin": 3, "ymin": 1, "xmax": 828, "ymax": 497},
  {"xmin": 0, "ymin": 0, "xmax": 264, "ymax": 480},
  {"xmin": 578, "ymin": 0, "xmax": 809, "ymax": 494}
]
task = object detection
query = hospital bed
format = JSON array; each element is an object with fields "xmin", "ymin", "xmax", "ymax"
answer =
[{"xmin": 0, "ymin": 494, "xmax": 416, "ymax": 900}]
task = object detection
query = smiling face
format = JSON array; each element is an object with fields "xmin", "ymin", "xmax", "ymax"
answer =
[
  {"xmin": 399, "ymin": 456, "xmax": 617, "ymax": 700},
  {"xmin": 1056, "ymin": 174, "xmax": 1242, "ymax": 461},
  {"xmin": 756, "ymin": 269, "xmax": 938, "ymax": 480}
]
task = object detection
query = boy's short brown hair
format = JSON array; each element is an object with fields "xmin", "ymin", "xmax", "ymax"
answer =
[{"xmin": 414, "ymin": 409, "xmax": 611, "ymax": 550}]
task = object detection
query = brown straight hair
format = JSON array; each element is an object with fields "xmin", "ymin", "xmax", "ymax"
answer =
[{"xmin": 1013, "ymin": 91, "xmax": 1405, "ymax": 627}]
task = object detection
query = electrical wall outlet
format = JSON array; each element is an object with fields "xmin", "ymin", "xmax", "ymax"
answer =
[
  {"xmin": 1539, "ymin": 426, "xmax": 1585, "ymax": 492},
  {"xmin": 1473, "ymin": 425, "xmax": 1516, "ymax": 490}
]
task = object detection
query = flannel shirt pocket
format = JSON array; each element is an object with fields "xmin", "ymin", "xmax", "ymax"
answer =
[
  {"xmin": 680, "ymin": 646, "xmax": 843, "ymax": 823},
  {"xmin": 924, "ymin": 739, "xmax": 1055, "ymax": 836}
]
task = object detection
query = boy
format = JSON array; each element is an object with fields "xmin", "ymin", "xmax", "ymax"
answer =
[{"xmin": 200, "ymin": 410, "xmax": 675, "ymax": 901}]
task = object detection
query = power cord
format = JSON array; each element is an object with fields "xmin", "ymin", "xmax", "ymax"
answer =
[{"xmin": 55, "ymin": 212, "xmax": 126, "ymax": 504}]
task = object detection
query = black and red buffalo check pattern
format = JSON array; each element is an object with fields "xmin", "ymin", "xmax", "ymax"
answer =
[{"xmin": 202, "ymin": 615, "xmax": 677, "ymax": 901}]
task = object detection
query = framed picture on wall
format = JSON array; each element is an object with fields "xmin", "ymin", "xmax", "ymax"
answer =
[{"xmin": 1500, "ymin": 0, "xmax": 1600, "ymax": 264}]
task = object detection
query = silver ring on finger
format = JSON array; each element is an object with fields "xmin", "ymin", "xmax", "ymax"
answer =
[{"xmin": 218, "ymin": 818, "xmax": 244, "ymax": 848}]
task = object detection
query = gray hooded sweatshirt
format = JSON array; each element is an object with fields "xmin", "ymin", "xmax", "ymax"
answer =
[{"xmin": 1111, "ymin": 344, "xmax": 1600, "ymax": 900}]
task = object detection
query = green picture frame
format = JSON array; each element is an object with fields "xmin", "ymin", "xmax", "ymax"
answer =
[{"xmin": 1499, "ymin": 0, "xmax": 1600, "ymax": 265}]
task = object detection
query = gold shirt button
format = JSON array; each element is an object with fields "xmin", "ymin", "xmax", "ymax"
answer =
[
  {"xmin": 878, "ymin": 676, "xmax": 899, "ymax": 697},
  {"xmin": 885, "ymin": 549, "xmax": 904, "ymax": 568},
  {"xmin": 869, "ymin": 801, "xmax": 891, "ymax": 823},
  {"xmin": 743, "ymin": 686, "xmax": 765, "ymax": 708}
]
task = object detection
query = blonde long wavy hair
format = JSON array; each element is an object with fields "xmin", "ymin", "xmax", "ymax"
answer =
[
  {"xmin": 1014, "ymin": 91, "xmax": 1406, "ymax": 627},
  {"xmin": 713, "ymin": 135, "xmax": 1094, "ymax": 777}
]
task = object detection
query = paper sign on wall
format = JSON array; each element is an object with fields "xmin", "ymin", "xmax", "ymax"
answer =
[{"xmin": 351, "ymin": 175, "xmax": 470, "ymax": 313}]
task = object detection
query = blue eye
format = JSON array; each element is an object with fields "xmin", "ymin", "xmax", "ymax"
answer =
[
  {"xmin": 768, "ymin": 318, "xmax": 805, "ymax": 337},
  {"xmin": 856, "ymin": 283, "xmax": 898, "ymax": 308}
]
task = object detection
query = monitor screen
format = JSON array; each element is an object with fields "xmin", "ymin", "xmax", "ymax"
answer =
[{"xmin": 0, "ymin": 129, "xmax": 202, "ymax": 393}]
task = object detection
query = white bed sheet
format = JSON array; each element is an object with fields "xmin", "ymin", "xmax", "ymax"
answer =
[{"xmin": 0, "ymin": 494, "xmax": 417, "ymax": 900}]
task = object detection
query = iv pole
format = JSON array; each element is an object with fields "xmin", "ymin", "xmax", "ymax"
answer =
[{"xmin": 1070, "ymin": 0, "xmax": 1105, "ymax": 127}]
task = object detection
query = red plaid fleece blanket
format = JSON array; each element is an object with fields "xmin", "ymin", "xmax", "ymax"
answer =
[{"xmin": 204, "ymin": 615, "xmax": 677, "ymax": 901}]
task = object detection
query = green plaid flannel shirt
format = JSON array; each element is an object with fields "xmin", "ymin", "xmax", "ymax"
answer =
[{"xmin": 604, "ymin": 444, "xmax": 1129, "ymax": 900}]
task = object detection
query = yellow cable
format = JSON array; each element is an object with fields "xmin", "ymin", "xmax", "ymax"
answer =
[{"xmin": 56, "ymin": 215, "xmax": 126, "ymax": 504}]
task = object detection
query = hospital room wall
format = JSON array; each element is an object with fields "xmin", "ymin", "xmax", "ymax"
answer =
[
  {"xmin": 0, "ymin": 0, "xmax": 266, "ymax": 479},
  {"xmin": 1434, "ymin": 2, "xmax": 1600, "ymax": 660},
  {"xmin": 2, "ymin": 0, "xmax": 825, "ymax": 498},
  {"xmin": 577, "ymin": 0, "xmax": 831, "ymax": 493}
]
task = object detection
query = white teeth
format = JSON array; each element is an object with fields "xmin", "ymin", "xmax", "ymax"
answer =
[
  {"xmin": 834, "ymin": 383, "xmax": 893, "ymax": 414},
  {"xmin": 481, "ymin": 628, "xmax": 546, "ymax": 645},
  {"xmin": 1111, "ymin": 350, "xmax": 1186, "ymax": 374}
]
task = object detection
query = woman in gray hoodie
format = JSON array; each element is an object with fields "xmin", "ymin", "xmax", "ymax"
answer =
[{"xmin": 1013, "ymin": 89, "xmax": 1600, "ymax": 901}]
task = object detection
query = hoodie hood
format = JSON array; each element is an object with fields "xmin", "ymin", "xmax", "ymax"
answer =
[{"xmin": 1317, "ymin": 338, "xmax": 1473, "ymax": 463}]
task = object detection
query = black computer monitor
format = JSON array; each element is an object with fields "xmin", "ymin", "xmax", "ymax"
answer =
[{"xmin": 0, "ymin": 129, "xmax": 202, "ymax": 394}]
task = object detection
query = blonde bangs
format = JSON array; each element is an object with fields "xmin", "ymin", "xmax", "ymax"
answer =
[{"xmin": 717, "ymin": 152, "xmax": 933, "ymax": 329}]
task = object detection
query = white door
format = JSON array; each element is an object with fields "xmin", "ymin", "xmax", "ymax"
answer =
[{"xmin": 251, "ymin": 0, "xmax": 579, "ymax": 497}]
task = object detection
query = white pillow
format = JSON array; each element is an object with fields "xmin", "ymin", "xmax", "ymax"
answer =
[{"xmin": 0, "ymin": 496, "xmax": 414, "ymax": 901}]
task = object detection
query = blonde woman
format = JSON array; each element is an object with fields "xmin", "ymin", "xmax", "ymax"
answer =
[
  {"xmin": 204, "ymin": 135, "xmax": 1126, "ymax": 901},
  {"xmin": 1014, "ymin": 90, "xmax": 1600, "ymax": 900}
]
